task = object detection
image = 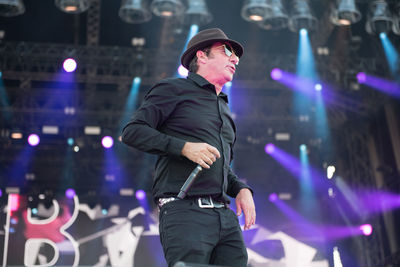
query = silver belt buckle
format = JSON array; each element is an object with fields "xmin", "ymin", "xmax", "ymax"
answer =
[{"xmin": 198, "ymin": 196, "xmax": 214, "ymax": 208}]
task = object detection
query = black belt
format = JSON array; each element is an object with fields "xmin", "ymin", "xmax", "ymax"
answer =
[{"xmin": 158, "ymin": 196, "xmax": 228, "ymax": 209}]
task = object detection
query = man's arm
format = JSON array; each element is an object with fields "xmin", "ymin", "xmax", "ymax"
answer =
[
  {"xmin": 122, "ymin": 82, "xmax": 220, "ymax": 168},
  {"xmin": 121, "ymin": 83, "xmax": 186, "ymax": 156},
  {"xmin": 227, "ymin": 168, "xmax": 256, "ymax": 230},
  {"xmin": 235, "ymin": 188, "xmax": 256, "ymax": 230}
]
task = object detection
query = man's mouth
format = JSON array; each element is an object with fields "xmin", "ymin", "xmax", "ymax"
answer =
[{"xmin": 227, "ymin": 66, "xmax": 236, "ymax": 73}]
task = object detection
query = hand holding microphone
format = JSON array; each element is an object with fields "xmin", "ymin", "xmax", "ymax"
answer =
[
  {"xmin": 181, "ymin": 142, "xmax": 221, "ymax": 169},
  {"xmin": 178, "ymin": 142, "xmax": 220, "ymax": 199}
]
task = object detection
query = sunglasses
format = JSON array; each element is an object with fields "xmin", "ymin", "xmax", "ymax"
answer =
[{"xmin": 214, "ymin": 44, "xmax": 239, "ymax": 65}]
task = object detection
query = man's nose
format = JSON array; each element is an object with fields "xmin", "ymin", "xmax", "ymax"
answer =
[{"xmin": 230, "ymin": 55, "xmax": 239, "ymax": 65}]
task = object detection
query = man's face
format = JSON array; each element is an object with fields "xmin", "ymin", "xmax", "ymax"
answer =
[{"xmin": 202, "ymin": 42, "xmax": 240, "ymax": 84}]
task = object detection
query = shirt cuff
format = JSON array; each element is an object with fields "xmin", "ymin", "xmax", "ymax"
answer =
[
  {"xmin": 234, "ymin": 186, "xmax": 253, "ymax": 198},
  {"xmin": 167, "ymin": 137, "xmax": 186, "ymax": 156}
]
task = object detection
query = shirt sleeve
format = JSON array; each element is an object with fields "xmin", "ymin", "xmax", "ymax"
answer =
[
  {"xmin": 121, "ymin": 82, "xmax": 186, "ymax": 156},
  {"xmin": 226, "ymin": 167, "xmax": 254, "ymax": 198}
]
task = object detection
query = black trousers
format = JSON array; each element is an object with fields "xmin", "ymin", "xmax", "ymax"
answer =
[{"xmin": 158, "ymin": 198, "xmax": 248, "ymax": 267}]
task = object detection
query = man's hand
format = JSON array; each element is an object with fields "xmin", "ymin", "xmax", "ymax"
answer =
[
  {"xmin": 181, "ymin": 142, "xmax": 220, "ymax": 169},
  {"xmin": 235, "ymin": 188, "xmax": 256, "ymax": 230}
]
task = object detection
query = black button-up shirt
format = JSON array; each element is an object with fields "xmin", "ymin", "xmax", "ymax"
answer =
[{"xmin": 122, "ymin": 72, "xmax": 251, "ymax": 202}]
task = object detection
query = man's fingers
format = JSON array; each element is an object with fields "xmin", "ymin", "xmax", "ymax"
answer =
[
  {"xmin": 202, "ymin": 156, "xmax": 214, "ymax": 166},
  {"xmin": 242, "ymin": 205, "xmax": 256, "ymax": 230},
  {"xmin": 236, "ymin": 205, "xmax": 242, "ymax": 216},
  {"xmin": 207, "ymin": 145, "xmax": 221, "ymax": 158},
  {"xmin": 198, "ymin": 159, "xmax": 210, "ymax": 169}
]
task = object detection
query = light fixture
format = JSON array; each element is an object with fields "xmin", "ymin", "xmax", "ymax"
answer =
[
  {"xmin": 241, "ymin": 0, "xmax": 272, "ymax": 22},
  {"xmin": 42, "ymin": 125, "xmax": 59, "ymax": 135},
  {"xmin": 0, "ymin": 0, "xmax": 25, "ymax": 16},
  {"xmin": 184, "ymin": 0, "xmax": 212, "ymax": 26},
  {"xmin": 289, "ymin": 0, "xmax": 317, "ymax": 33},
  {"xmin": 264, "ymin": 143, "xmax": 275, "ymax": 154},
  {"xmin": 55, "ymin": 0, "xmax": 89, "ymax": 14},
  {"xmin": 101, "ymin": 136, "xmax": 114, "ymax": 149},
  {"xmin": 365, "ymin": 0, "xmax": 393, "ymax": 35},
  {"xmin": 10, "ymin": 130, "xmax": 23, "ymax": 139},
  {"xmin": 331, "ymin": 0, "xmax": 361, "ymax": 26},
  {"xmin": 84, "ymin": 126, "xmax": 101, "ymax": 135},
  {"xmin": 151, "ymin": 0, "xmax": 184, "ymax": 18},
  {"xmin": 27, "ymin": 134, "xmax": 40, "ymax": 147},
  {"xmin": 258, "ymin": 0, "xmax": 288, "ymax": 30},
  {"xmin": 119, "ymin": 0, "xmax": 152, "ymax": 24}
]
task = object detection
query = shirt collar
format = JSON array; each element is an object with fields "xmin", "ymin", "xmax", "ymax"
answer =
[{"xmin": 187, "ymin": 72, "xmax": 229, "ymax": 103}]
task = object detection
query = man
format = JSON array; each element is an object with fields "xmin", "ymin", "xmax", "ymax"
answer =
[{"xmin": 122, "ymin": 28, "xmax": 256, "ymax": 267}]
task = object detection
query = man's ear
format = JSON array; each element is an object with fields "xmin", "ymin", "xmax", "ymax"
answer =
[{"xmin": 196, "ymin": 50, "xmax": 207, "ymax": 64}]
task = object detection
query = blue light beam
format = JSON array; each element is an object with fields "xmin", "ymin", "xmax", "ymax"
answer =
[{"xmin": 380, "ymin": 32, "xmax": 399, "ymax": 78}]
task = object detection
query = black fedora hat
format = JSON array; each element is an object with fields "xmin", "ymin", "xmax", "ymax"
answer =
[{"xmin": 180, "ymin": 28, "xmax": 244, "ymax": 69}]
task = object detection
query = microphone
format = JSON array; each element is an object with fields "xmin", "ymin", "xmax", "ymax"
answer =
[{"xmin": 177, "ymin": 164, "xmax": 203, "ymax": 199}]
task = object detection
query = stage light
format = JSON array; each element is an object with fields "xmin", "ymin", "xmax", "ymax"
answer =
[
  {"xmin": 105, "ymin": 174, "xmax": 115, "ymax": 181},
  {"xmin": 299, "ymin": 144, "xmax": 307, "ymax": 151},
  {"xmin": 133, "ymin": 77, "xmax": 141, "ymax": 84},
  {"xmin": 314, "ymin": 83, "xmax": 322, "ymax": 91},
  {"xmin": 265, "ymin": 143, "xmax": 275, "ymax": 154},
  {"xmin": 300, "ymin": 28, "xmax": 307, "ymax": 35},
  {"xmin": 360, "ymin": 224, "xmax": 373, "ymax": 236},
  {"xmin": 177, "ymin": 64, "xmax": 188, "ymax": 77},
  {"xmin": 241, "ymin": 0, "xmax": 271, "ymax": 22},
  {"xmin": 278, "ymin": 192, "xmax": 292, "ymax": 200},
  {"xmin": 27, "ymin": 134, "xmax": 40, "ymax": 146},
  {"xmin": 84, "ymin": 126, "xmax": 101, "ymax": 135},
  {"xmin": 102, "ymin": 136, "xmax": 114, "ymax": 149},
  {"xmin": 331, "ymin": 0, "xmax": 361, "ymax": 26},
  {"xmin": 0, "ymin": 188, "xmax": 2, "ymax": 197},
  {"xmin": 328, "ymin": 187, "xmax": 335, "ymax": 198},
  {"xmin": 55, "ymin": 0, "xmax": 89, "ymax": 14},
  {"xmin": 63, "ymin": 58, "xmax": 77, "ymax": 72},
  {"xmin": 184, "ymin": 0, "xmax": 212, "ymax": 26},
  {"xmin": 269, "ymin": 193, "xmax": 278, "ymax": 202},
  {"xmin": 270, "ymin": 68, "xmax": 283, "ymax": 80},
  {"xmin": 135, "ymin": 189, "xmax": 146, "ymax": 200},
  {"xmin": 289, "ymin": 0, "xmax": 317, "ymax": 33},
  {"xmin": 11, "ymin": 131, "xmax": 23, "ymax": 139},
  {"xmin": 42, "ymin": 125, "xmax": 59, "ymax": 135},
  {"xmin": 0, "ymin": 0, "xmax": 25, "ymax": 17},
  {"xmin": 258, "ymin": 0, "xmax": 288, "ymax": 30},
  {"xmin": 151, "ymin": 0, "xmax": 184, "ymax": 17},
  {"xmin": 67, "ymin": 137, "xmax": 74, "ymax": 146},
  {"xmin": 120, "ymin": 188, "xmax": 134, "ymax": 196},
  {"xmin": 275, "ymin": 132, "xmax": 290, "ymax": 141},
  {"xmin": 65, "ymin": 188, "xmax": 76, "ymax": 199},
  {"xmin": 73, "ymin": 145, "xmax": 79, "ymax": 152},
  {"xmin": 102, "ymin": 209, "xmax": 108, "ymax": 215},
  {"xmin": 366, "ymin": 0, "xmax": 393, "ymax": 35},
  {"xmin": 119, "ymin": 0, "xmax": 152, "ymax": 24},
  {"xmin": 25, "ymin": 173, "xmax": 35, "ymax": 181},
  {"xmin": 64, "ymin": 106, "xmax": 76, "ymax": 115},
  {"xmin": 356, "ymin": 72, "xmax": 367, "ymax": 83},
  {"xmin": 327, "ymin": 165, "xmax": 336, "ymax": 179}
]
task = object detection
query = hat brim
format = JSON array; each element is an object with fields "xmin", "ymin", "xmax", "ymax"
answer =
[{"xmin": 181, "ymin": 38, "xmax": 244, "ymax": 70}]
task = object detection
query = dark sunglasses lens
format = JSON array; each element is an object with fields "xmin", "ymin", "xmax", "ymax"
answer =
[{"xmin": 224, "ymin": 45, "xmax": 232, "ymax": 57}]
